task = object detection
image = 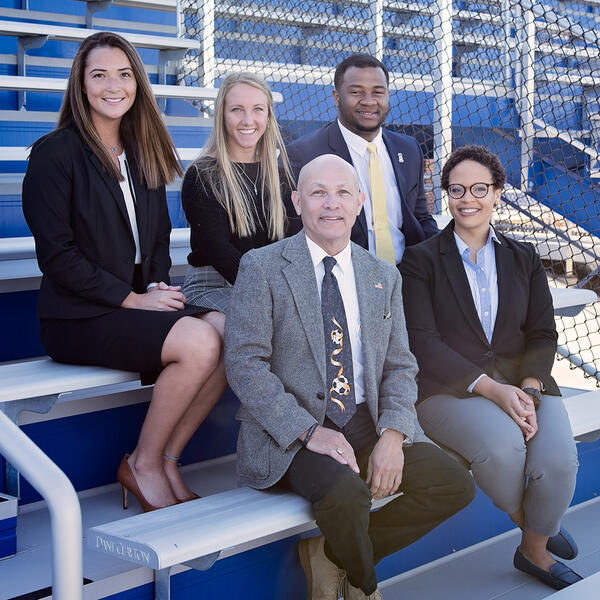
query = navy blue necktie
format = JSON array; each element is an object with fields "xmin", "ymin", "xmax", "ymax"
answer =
[{"xmin": 321, "ymin": 256, "xmax": 356, "ymax": 427}]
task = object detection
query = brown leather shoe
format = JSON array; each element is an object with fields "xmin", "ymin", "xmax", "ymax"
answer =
[
  {"xmin": 342, "ymin": 576, "xmax": 383, "ymax": 600},
  {"xmin": 298, "ymin": 536, "xmax": 345, "ymax": 600}
]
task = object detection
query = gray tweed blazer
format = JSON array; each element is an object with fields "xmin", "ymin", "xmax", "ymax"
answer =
[{"xmin": 224, "ymin": 231, "xmax": 426, "ymax": 489}]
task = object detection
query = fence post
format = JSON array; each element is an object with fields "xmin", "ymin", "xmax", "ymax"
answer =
[
  {"xmin": 367, "ymin": 0, "xmax": 384, "ymax": 60},
  {"xmin": 432, "ymin": 0, "xmax": 453, "ymax": 214},
  {"xmin": 501, "ymin": 0, "xmax": 514, "ymax": 88},
  {"xmin": 515, "ymin": 4, "xmax": 536, "ymax": 191},
  {"xmin": 197, "ymin": 0, "xmax": 215, "ymax": 88}
]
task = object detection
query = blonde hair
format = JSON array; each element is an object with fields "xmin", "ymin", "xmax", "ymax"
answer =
[
  {"xmin": 58, "ymin": 31, "xmax": 182, "ymax": 189},
  {"xmin": 190, "ymin": 72, "xmax": 294, "ymax": 239}
]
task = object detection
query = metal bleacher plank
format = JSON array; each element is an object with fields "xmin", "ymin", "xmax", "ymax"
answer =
[
  {"xmin": 0, "ymin": 19, "xmax": 199, "ymax": 51},
  {"xmin": 551, "ymin": 287, "xmax": 597, "ymax": 317},
  {"xmin": 0, "ymin": 75, "xmax": 217, "ymax": 100},
  {"xmin": 88, "ymin": 485, "xmax": 397, "ymax": 571},
  {"xmin": 87, "ymin": 0, "xmax": 177, "ymax": 11},
  {"xmin": 0, "ymin": 229, "xmax": 193, "ymax": 260},
  {"xmin": 0, "ymin": 6, "xmax": 176, "ymax": 34},
  {"xmin": 0, "ymin": 147, "xmax": 28, "ymax": 162},
  {"xmin": 0, "ymin": 358, "xmax": 140, "ymax": 404},
  {"xmin": 538, "ymin": 71, "xmax": 600, "ymax": 88},
  {"xmin": 89, "ymin": 487, "xmax": 316, "ymax": 570},
  {"xmin": 0, "ymin": 228, "xmax": 193, "ymax": 292},
  {"xmin": 0, "ymin": 75, "xmax": 283, "ymax": 103},
  {"xmin": 541, "ymin": 570, "xmax": 600, "ymax": 599},
  {"xmin": 0, "ymin": 147, "xmax": 202, "ymax": 163},
  {"xmin": 563, "ymin": 390, "xmax": 600, "ymax": 440}
]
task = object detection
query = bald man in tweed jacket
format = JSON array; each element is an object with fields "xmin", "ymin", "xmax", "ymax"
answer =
[{"xmin": 225, "ymin": 155, "xmax": 474, "ymax": 600}]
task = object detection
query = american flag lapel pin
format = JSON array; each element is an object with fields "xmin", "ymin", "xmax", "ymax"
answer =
[
  {"xmin": 397, "ymin": 153, "xmax": 404, "ymax": 163},
  {"xmin": 374, "ymin": 282, "xmax": 383, "ymax": 290}
]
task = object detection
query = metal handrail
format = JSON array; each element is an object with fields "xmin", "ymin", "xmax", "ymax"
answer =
[
  {"xmin": 521, "ymin": 0, "xmax": 600, "ymax": 49},
  {"xmin": 499, "ymin": 192, "xmax": 600, "ymax": 269},
  {"xmin": 0, "ymin": 411, "xmax": 82, "ymax": 600},
  {"xmin": 533, "ymin": 118, "xmax": 599, "ymax": 161}
]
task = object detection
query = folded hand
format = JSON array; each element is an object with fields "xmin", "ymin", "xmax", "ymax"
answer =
[{"xmin": 367, "ymin": 429, "xmax": 405, "ymax": 499}]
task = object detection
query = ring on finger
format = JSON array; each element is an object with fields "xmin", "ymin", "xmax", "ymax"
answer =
[{"xmin": 336, "ymin": 447, "xmax": 344, "ymax": 455}]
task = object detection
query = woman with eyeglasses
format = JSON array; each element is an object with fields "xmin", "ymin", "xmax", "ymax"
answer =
[
  {"xmin": 399, "ymin": 146, "xmax": 581, "ymax": 590},
  {"xmin": 23, "ymin": 32, "xmax": 226, "ymax": 512}
]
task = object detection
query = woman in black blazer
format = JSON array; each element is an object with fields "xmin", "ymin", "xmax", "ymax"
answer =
[
  {"xmin": 22, "ymin": 32, "xmax": 226, "ymax": 511},
  {"xmin": 400, "ymin": 146, "xmax": 581, "ymax": 590}
]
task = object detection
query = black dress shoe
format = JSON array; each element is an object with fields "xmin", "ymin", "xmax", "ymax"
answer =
[
  {"xmin": 546, "ymin": 527, "xmax": 578, "ymax": 560},
  {"xmin": 514, "ymin": 548, "xmax": 583, "ymax": 590}
]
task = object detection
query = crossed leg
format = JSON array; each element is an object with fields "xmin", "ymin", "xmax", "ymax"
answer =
[
  {"xmin": 127, "ymin": 313, "xmax": 226, "ymax": 507},
  {"xmin": 161, "ymin": 311, "xmax": 228, "ymax": 499}
]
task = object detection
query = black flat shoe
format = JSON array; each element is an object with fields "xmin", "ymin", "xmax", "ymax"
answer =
[
  {"xmin": 547, "ymin": 527, "xmax": 578, "ymax": 560},
  {"xmin": 514, "ymin": 548, "xmax": 583, "ymax": 590}
]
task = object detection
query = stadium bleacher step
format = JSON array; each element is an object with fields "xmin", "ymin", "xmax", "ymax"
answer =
[
  {"xmin": 3, "ymin": 460, "xmax": 600, "ymax": 600},
  {"xmin": 0, "ymin": 455, "xmax": 240, "ymax": 600},
  {"xmin": 379, "ymin": 496, "xmax": 600, "ymax": 600}
]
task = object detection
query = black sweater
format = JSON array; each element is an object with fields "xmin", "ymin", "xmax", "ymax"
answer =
[{"xmin": 182, "ymin": 161, "xmax": 283, "ymax": 284}]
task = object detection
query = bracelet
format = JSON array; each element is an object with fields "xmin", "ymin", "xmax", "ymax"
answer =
[{"xmin": 301, "ymin": 423, "xmax": 318, "ymax": 447}]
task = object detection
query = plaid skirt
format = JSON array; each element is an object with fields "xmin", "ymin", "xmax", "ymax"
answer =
[{"xmin": 182, "ymin": 265, "xmax": 233, "ymax": 313}]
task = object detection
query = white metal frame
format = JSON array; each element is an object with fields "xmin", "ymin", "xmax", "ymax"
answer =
[{"xmin": 0, "ymin": 410, "xmax": 82, "ymax": 600}]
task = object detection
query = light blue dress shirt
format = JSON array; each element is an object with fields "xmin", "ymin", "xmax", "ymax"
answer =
[{"xmin": 453, "ymin": 227, "xmax": 500, "ymax": 392}]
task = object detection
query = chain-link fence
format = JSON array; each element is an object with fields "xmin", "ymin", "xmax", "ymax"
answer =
[{"xmin": 180, "ymin": 0, "xmax": 600, "ymax": 383}]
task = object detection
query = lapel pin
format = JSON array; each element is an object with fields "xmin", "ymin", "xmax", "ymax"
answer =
[
  {"xmin": 397, "ymin": 153, "xmax": 404, "ymax": 163},
  {"xmin": 374, "ymin": 282, "xmax": 383, "ymax": 289}
]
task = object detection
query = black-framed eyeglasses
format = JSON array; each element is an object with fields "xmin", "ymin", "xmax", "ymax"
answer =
[{"xmin": 446, "ymin": 182, "xmax": 495, "ymax": 199}]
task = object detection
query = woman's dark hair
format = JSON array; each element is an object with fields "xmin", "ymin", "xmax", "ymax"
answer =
[
  {"xmin": 58, "ymin": 31, "xmax": 182, "ymax": 188},
  {"xmin": 334, "ymin": 54, "xmax": 390, "ymax": 89},
  {"xmin": 441, "ymin": 145, "xmax": 506, "ymax": 190}
]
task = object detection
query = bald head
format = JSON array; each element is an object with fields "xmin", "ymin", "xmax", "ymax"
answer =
[
  {"xmin": 292, "ymin": 154, "xmax": 364, "ymax": 256},
  {"xmin": 296, "ymin": 154, "xmax": 359, "ymax": 193}
]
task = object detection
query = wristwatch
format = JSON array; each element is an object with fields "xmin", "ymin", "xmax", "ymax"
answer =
[{"xmin": 521, "ymin": 387, "xmax": 542, "ymax": 409}]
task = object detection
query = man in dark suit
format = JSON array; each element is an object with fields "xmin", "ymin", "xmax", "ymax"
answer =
[
  {"xmin": 225, "ymin": 155, "xmax": 474, "ymax": 599},
  {"xmin": 286, "ymin": 54, "xmax": 438, "ymax": 265}
]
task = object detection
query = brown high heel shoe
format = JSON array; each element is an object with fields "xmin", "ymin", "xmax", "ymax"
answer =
[{"xmin": 117, "ymin": 454, "xmax": 161, "ymax": 513}]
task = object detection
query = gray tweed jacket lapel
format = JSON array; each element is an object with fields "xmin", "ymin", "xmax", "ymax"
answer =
[
  {"xmin": 281, "ymin": 233, "xmax": 326, "ymax": 383},
  {"xmin": 352, "ymin": 245, "xmax": 385, "ymax": 411}
]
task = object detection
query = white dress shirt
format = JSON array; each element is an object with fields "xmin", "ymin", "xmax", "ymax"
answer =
[
  {"xmin": 305, "ymin": 234, "xmax": 366, "ymax": 405},
  {"xmin": 337, "ymin": 119, "xmax": 405, "ymax": 263},
  {"xmin": 117, "ymin": 151, "xmax": 141, "ymax": 265}
]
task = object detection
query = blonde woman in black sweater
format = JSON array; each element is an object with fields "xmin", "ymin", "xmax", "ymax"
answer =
[{"xmin": 182, "ymin": 72, "xmax": 295, "ymax": 334}]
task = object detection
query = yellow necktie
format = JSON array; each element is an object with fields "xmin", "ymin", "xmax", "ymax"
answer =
[{"xmin": 367, "ymin": 143, "xmax": 396, "ymax": 264}]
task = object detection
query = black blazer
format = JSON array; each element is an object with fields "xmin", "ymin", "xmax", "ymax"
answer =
[
  {"xmin": 399, "ymin": 222, "xmax": 560, "ymax": 401},
  {"xmin": 285, "ymin": 120, "xmax": 439, "ymax": 251},
  {"xmin": 22, "ymin": 127, "xmax": 172, "ymax": 319}
]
